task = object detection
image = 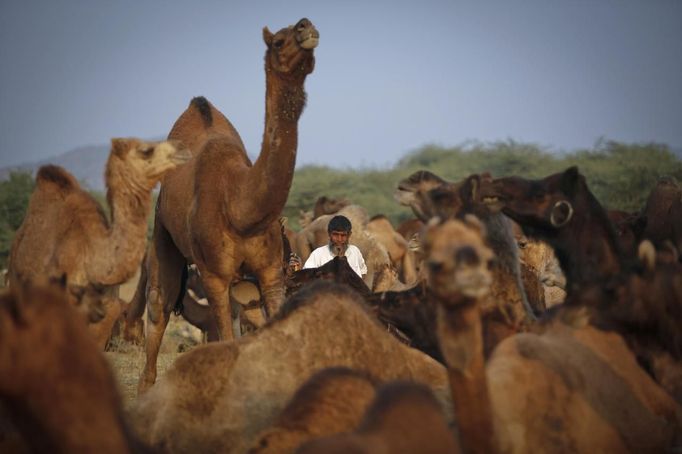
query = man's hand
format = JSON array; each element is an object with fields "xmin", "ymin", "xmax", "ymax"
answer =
[{"xmin": 288, "ymin": 253, "xmax": 302, "ymax": 274}]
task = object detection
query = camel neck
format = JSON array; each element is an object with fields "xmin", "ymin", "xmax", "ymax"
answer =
[
  {"xmin": 554, "ymin": 197, "xmax": 624, "ymax": 298},
  {"xmin": 237, "ymin": 69, "xmax": 306, "ymax": 232},
  {"xmin": 436, "ymin": 299, "xmax": 496, "ymax": 454},
  {"xmin": 88, "ymin": 156, "xmax": 152, "ymax": 285}
]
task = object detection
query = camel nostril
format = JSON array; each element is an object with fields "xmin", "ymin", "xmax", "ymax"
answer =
[
  {"xmin": 427, "ymin": 261, "xmax": 444, "ymax": 273},
  {"xmin": 455, "ymin": 246, "xmax": 480, "ymax": 267}
]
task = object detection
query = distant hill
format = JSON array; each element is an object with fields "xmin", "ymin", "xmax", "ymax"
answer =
[{"xmin": 0, "ymin": 144, "xmax": 110, "ymax": 191}]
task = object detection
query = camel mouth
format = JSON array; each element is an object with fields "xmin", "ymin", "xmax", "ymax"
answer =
[
  {"xmin": 170, "ymin": 148, "xmax": 193, "ymax": 164},
  {"xmin": 298, "ymin": 33, "xmax": 319, "ymax": 50}
]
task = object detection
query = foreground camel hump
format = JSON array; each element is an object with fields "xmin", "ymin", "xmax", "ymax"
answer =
[
  {"xmin": 7, "ymin": 138, "xmax": 190, "ymax": 348},
  {"xmin": 128, "ymin": 280, "xmax": 448, "ymax": 453},
  {"xmin": 247, "ymin": 367, "xmax": 380, "ymax": 454},
  {"xmin": 296, "ymin": 381, "xmax": 459, "ymax": 454},
  {"xmin": 0, "ymin": 283, "xmax": 145, "ymax": 453},
  {"xmin": 423, "ymin": 218, "xmax": 682, "ymax": 453},
  {"xmin": 137, "ymin": 18, "xmax": 319, "ymax": 393}
]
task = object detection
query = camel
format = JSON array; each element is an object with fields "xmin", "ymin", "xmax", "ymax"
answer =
[
  {"xmin": 7, "ymin": 138, "xmax": 190, "ymax": 349},
  {"xmin": 396, "ymin": 217, "xmax": 424, "ymax": 242},
  {"xmin": 421, "ymin": 217, "xmax": 682, "ymax": 453},
  {"xmin": 247, "ymin": 367, "xmax": 380, "ymax": 454},
  {"xmin": 641, "ymin": 176, "xmax": 682, "ymax": 254},
  {"xmin": 0, "ymin": 282, "xmax": 146, "ymax": 453},
  {"xmin": 128, "ymin": 280, "xmax": 449, "ymax": 453},
  {"xmin": 293, "ymin": 205, "xmax": 395, "ymax": 290},
  {"xmin": 395, "ymin": 171, "xmax": 534, "ymax": 351},
  {"xmin": 297, "ymin": 196, "xmax": 349, "ymax": 230},
  {"xmin": 366, "ymin": 214, "xmax": 418, "ymax": 285},
  {"xmin": 510, "ymin": 220, "xmax": 565, "ymax": 310},
  {"xmin": 137, "ymin": 18, "xmax": 319, "ymax": 393},
  {"xmin": 479, "ymin": 166, "xmax": 629, "ymax": 300}
]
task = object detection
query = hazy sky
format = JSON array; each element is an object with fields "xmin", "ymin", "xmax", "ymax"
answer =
[{"xmin": 1, "ymin": 0, "xmax": 680, "ymax": 169}]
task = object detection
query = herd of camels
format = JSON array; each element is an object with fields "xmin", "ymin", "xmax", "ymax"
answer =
[{"xmin": 1, "ymin": 17, "xmax": 682, "ymax": 453}]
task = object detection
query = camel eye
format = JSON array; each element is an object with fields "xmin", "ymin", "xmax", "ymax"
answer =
[
  {"xmin": 138, "ymin": 147, "xmax": 154, "ymax": 159},
  {"xmin": 518, "ymin": 240, "xmax": 528, "ymax": 249},
  {"xmin": 273, "ymin": 39, "xmax": 285, "ymax": 48}
]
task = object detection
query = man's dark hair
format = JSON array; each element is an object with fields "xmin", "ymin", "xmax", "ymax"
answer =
[{"xmin": 328, "ymin": 215, "xmax": 352, "ymax": 233}]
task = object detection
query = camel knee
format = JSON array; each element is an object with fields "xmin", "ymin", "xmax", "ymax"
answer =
[{"xmin": 147, "ymin": 288, "xmax": 164, "ymax": 324}]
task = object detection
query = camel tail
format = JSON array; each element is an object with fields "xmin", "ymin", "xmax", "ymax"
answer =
[
  {"xmin": 190, "ymin": 96, "xmax": 213, "ymax": 127},
  {"xmin": 36, "ymin": 165, "xmax": 78, "ymax": 191}
]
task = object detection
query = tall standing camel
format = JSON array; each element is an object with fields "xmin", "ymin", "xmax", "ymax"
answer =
[
  {"xmin": 137, "ymin": 18, "xmax": 319, "ymax": 393},
  {"xmin": 7, "ymin": 138, "xmax": 190, "ymax": 348}
]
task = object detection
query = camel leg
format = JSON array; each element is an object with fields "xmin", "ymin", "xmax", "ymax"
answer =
[
  {"xmin": 200, "ymin": 272, "xmax": 234, "ymax": 342},
  {"xmin": 138, "ymin": 227, "xmax": 185, "ymax": 395},
  {"xmin": 257, "ymin": 265, "xmax": 285, "ymax": 319}
]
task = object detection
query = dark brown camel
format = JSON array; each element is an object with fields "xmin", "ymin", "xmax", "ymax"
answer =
[
  {"xmin": 137, "ymin": 18, "xmax": 318, "ymax": 393},
  {"xmin": 641, "ymin": 176, "xmax": 682, "ymax": 257},
  {"xmin": 480, "ymin": 166, "xmax": 629, "ymax": 300}
]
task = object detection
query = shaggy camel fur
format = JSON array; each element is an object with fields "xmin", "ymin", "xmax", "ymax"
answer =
[
  {"xmin": 424, "ymin": 218, "xmax": 682, "ymax": 452},
  {"xmin": 0, "ymin": 282, "xmax": 145, "ymax": 453},
  {"xmin": 8, "ymin": 138, "xmax": 190, "ymax": 349},
  {"xmin": 247, "ymin": 367, "xmax": 380, "ymax": 454},
  {"xmin": 138, "ymin": 18, "xmax": 318, "ymax": 393},
  {"xmin": 366, "ymin": 214, "xmax": 418, "ymax": 285},
  {"xmin": 296, "ymin": 381, "xmax": 459, "ymax": 454},
  {"xmin": 510, "ymin": 220, "xmax": 565, "ymax": 310},
  {"xmin": 294, "ymin": 205, "xmax": 394, "ymax": 290},
  {"xmin": 128, "ymin": 281, "xmax": 448, "ymax": 453}
]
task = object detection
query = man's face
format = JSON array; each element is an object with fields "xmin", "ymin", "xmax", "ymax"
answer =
[{"xmin": 328, "ymin": 229, "xmax": 351, "ymax": 256}]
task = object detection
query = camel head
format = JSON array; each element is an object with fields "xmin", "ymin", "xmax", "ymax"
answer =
[
  {"xmin": 262, "ymin": 18, "xmax": 319, "ymax": 78},
  {"xmin": 395, "ymin": 170, "xmax": 461, "ymax": 222},
  {"xmin": 423, "ymin": 216, "xmax": 494, "ymax": 302},
  {"xmin": 107, "ymin": 138, "xmax": 191, "ymax": 190},
  {"xmin": 479, "ymin": 166, "xmax": 584, "ymax": 231}
]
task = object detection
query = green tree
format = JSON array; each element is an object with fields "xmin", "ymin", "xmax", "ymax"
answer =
[{"xmin": 0, "ymin": 171, "xmax": 35, "ymax": 269}]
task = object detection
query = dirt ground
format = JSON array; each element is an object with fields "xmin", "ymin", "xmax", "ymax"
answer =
[
  {"xmin": 104, "ymin": 315, "xmax": 200, "ymax": 408},
  {"xmin": 105, "ymin": 271, "xmax": 203, "ymax": 408}
]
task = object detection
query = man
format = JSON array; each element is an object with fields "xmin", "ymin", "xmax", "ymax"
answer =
[{"xmin": 290, "ymin": 215, "xmax": 367, "ymax": 278}]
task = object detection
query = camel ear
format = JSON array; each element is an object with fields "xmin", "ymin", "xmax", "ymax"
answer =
[
  {"xmin": 110, "ymin": 138, "xmax": 129, "ymax": 157},
  {"xmin": 263, "ymin": 27, "xmax": 274, "ymax": 46},
  {"xmin": 559, "ymin": 166, "xmax": 582, "ymax": 196}
]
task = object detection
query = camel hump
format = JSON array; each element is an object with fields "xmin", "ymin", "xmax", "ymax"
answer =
[
  {"xmin": 190, "ymin": 96, "xmax": 213, "ymax": 127},
  {"xmin": 36, "ymin": 165, "xmax": 78, "ymax": 191}
]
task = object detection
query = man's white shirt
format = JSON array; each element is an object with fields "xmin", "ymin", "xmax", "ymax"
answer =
[{"xmin": 303, "ymin": 244, "xmax": 367, "ymax": 278}]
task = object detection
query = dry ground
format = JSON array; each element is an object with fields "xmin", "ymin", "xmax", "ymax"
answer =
[{"xmin": 106, "ymin": 270, "xmax": 204, "ymax": 408}]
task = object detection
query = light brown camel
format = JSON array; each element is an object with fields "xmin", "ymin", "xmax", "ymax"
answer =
[
  {"xmin": 247, "ymin": 367, "xmax": 380, "ymax": 454},
  {"xmin": 509, "ymin": 220, "xmax": 566, "ymax": 309},
  {"xmin": 128, "ymin": 280, "xmax": 448, "ymax": 453},
  {"xmin": 423, "ymin": 218, "xmax": 682, "ymax": 453},
  {"xmin": 366, "ymin": 214, "xmax": 418, "ymax": 285},
  {"xmin": 8, "ymin": 138, "xmax": 190, "ymax": 349},
  {"xmin": 137, "ymin": 18, "xmax": 319, "ymax": 393},
  {"xmin": 0, "ymin": 282, "xmax": 146, "ymax": 453},
  {"xmin": 293, "ymin": 205, "xmax": 395, "ymax": 290}
]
